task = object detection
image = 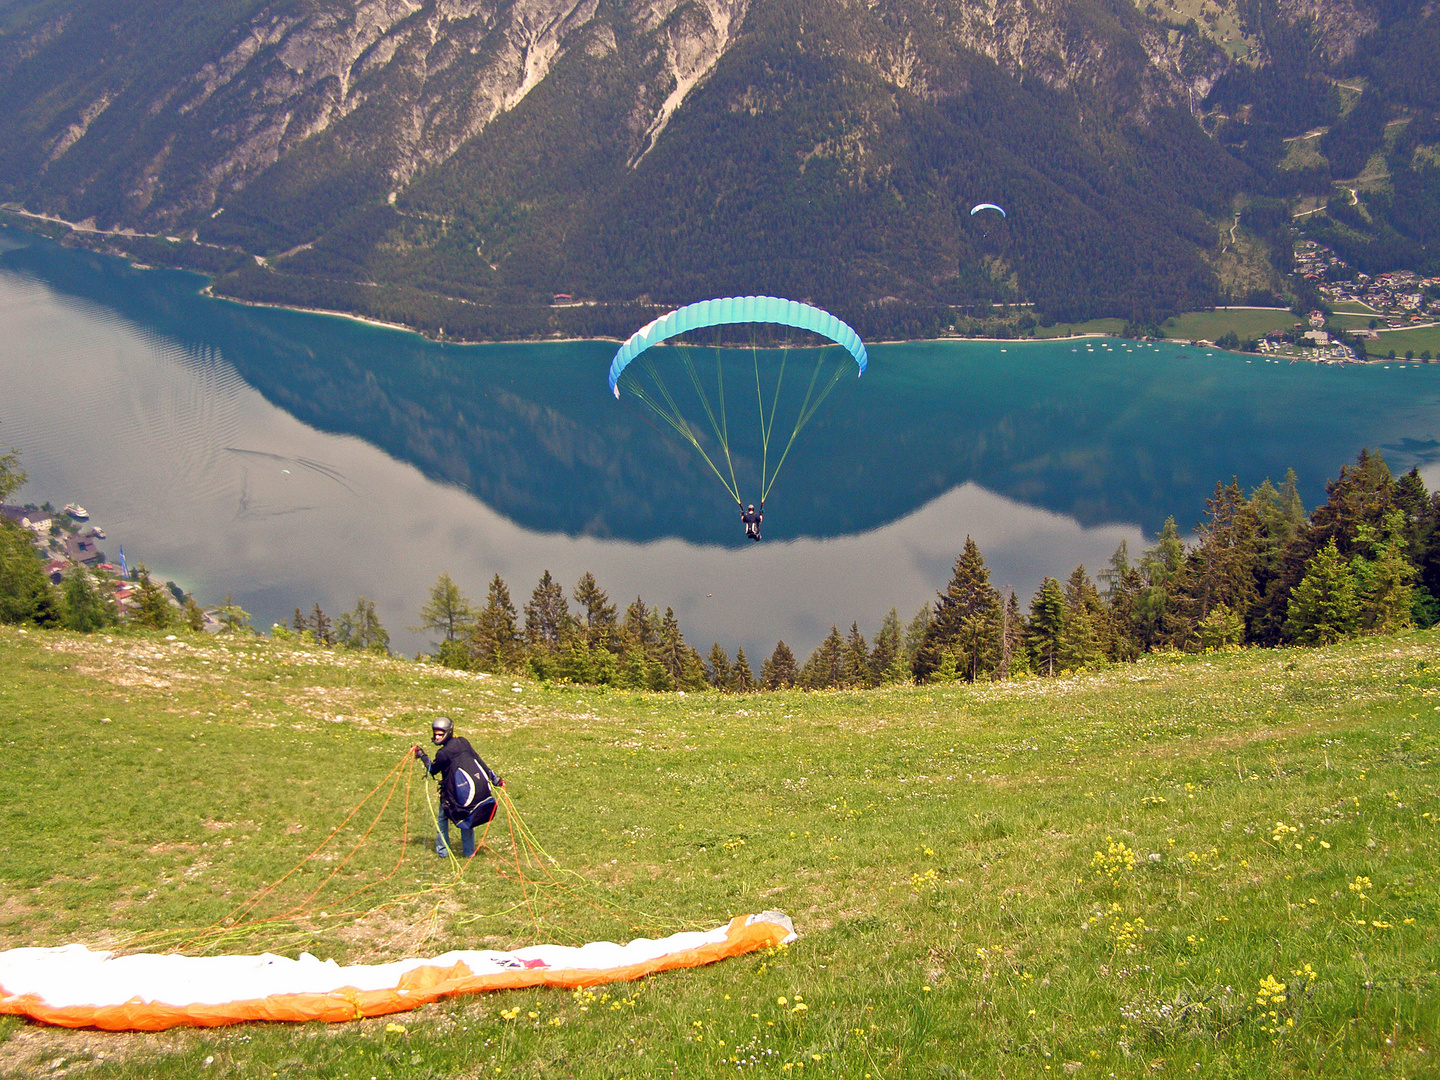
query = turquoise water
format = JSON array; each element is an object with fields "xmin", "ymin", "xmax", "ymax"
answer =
[{"xmin": 2, "ymin": 225, "xmax": 1439, "ymax": 658}]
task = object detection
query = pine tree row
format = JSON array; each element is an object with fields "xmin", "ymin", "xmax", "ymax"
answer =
[{"xmin": 417, "ymin": 449, "xmax": 1440, "ymax": 689}]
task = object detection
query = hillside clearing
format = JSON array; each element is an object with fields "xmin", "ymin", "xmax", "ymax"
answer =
[{"xmin": 0, "ymin": 625, "xmax": 1436, "ymax": 1078}]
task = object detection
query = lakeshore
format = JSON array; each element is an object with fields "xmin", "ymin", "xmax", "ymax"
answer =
[
  {"xmin": 4, "ymin": 210, "xmax": 1436, "ymax": 360},
  {"xmin": 6, "ymin": 226, "xmax": 1440, "ymax": 657}
]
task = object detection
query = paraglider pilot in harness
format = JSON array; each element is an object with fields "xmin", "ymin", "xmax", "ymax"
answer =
[
  {"xmin": 741, "ymin": 502, "xmax": 763, "ymax": 541},
  {"xmin": 412, "ymin": 716, "xmax": 503, "ymax": 858}
]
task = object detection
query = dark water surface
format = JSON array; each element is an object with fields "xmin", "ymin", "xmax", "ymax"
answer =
[{"xmin": 3, "ymin": 226, "xmax": 1439, "ymax": 659}]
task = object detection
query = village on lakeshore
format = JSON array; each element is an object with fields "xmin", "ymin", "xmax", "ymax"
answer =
[{"xmin": 0, "ymin": 500, "xmax": 216, "ymax": 628}]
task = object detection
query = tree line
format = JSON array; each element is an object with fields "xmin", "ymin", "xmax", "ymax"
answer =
[
  {"xmin": 6, "ymin": 447, "xmax": 1438, "ymax": 685},
  {"xmin": 411, "ymin": 449, "xmax": 1440, "ymax": 690}
]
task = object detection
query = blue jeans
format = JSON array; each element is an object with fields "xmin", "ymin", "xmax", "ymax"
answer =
[{"xmin": 436, "ymin": 797, "xmax": 497, "ymax": 858}]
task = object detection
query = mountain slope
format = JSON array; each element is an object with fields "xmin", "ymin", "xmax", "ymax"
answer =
[{"xmin": 0, "ymin": 0, "xmax": 1435, "ymax": 328}]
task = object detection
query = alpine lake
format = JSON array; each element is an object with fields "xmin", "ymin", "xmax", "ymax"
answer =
[{"xmin": 3, "ymin": 224, "xmax": 1440, "ymax": 661}]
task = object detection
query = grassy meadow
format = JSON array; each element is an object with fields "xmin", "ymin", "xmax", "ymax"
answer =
[
  {"xmin": 1362, "ymin": 327, "xmax": 1440, "ymax": 360},
  {"xmin": 1159, "ymin": 310, "xmax": 1299, "ymax": 342},
  {"xmin": 0, "ymin": 624, "xmax": 1436, "ymax": 1079},
  {"xmin": 1030, "ymin": 319, "xmax": 1126, "ymax": 339}
]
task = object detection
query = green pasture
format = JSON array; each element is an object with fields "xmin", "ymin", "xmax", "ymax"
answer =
[
  {"xmin": 1362, "ymin": 326, "xmax": 1440, "ymax": 360},
  {"xmin": 1161, "ymin": 310, "xmax": 1299, "ymax": 342},
  {"xmin": 1150, "ymin": 0, "xmax": 1255, "ymax": 59},
  {"xmin": 1031, "ymin": 319, "xmax": 1126, "ymax": 339},
  {"xmin": 1278, "ymin": 135, "xmax": 1326, "ymax": 174},
  {"xmin": 0, "ymin": 625, "xmax": 1437, "ymax": 1079}
]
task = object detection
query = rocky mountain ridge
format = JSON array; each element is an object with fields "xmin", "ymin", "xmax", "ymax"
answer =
[{"xmin": 1, "ymin": 0, "xmax": 1435, "ymax": 326}]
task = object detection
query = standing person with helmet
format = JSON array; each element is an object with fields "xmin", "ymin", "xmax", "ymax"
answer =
[
  {"xmin": 412, "ymin": 717, "xmax": 504, "ymax": 859},
  {"xmin": 741, "ymin": 501, "xmax": 763, "ymax": 541}
]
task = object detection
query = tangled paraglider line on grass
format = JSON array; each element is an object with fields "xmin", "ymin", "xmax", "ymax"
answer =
[{"xmin": 0, "ymin": 750, "xmax": 794, "ymax": 1030}]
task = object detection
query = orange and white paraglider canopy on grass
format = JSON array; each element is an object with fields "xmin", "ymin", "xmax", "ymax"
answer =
[{"xmin": 0, "ymin": 912, "xmax": 795, "ymax": 1031}]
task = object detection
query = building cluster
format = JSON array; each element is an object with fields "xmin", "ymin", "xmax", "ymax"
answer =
[
  {"xmin": 1295, "ymin": 241, "xmax": 1440, "ymax": 324},
  {"xmin": 1, "ymin": 503, "xmax": 155, "ymax": 617},
  {"xmin": 1254, "ymin": 332, "xmax": 1357, "ymax": 363}
]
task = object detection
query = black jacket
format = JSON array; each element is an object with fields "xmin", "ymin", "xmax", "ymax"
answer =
[{"xmin": 417, "ymin": 735, "xmax": 500, "ymax": 816}]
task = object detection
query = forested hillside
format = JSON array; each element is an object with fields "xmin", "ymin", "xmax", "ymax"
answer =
[{"xmin": 0, "ymin": 0, "xmax": 1437, "ymax": 336}]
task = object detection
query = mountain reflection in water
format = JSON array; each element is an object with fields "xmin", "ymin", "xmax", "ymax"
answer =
[{"xmin": 3, "ymin": 227, "xmax": 1440, "ymax": 658}]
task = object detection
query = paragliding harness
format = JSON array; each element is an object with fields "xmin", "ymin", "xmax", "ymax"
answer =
[
  {"xmin": 445, "ymin": 746, "xmax": 497, "ymax": 829},
  {"xmin": 419, "ymin": 737, "xmax": 499, "ymax": 829},
  {"xmin": 742, "ymin": 502, "xmax": 763, "ymax": 541}
]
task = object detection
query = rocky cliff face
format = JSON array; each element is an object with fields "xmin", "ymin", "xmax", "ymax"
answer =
[
  {"xmin": 0, "ymin": 0, "xmax": 1425, "ymax": 321},
  {"xmin": 3, "ymin": 0, "xmax": 761, "ymax": 231},
  {"xmin": 2, "ymin": 0, "xmax": 1245, "ymax": 232},
  {"xmin": 1276, "ymin": 0, "xmax": 1378, "ymax": 61}
]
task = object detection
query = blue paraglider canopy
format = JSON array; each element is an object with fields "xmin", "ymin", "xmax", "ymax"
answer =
[
  {"xmin": 608, "ymin": 296, "xmax": 867, "ymax": 398},
  {"xmin": 608, "ymin": 296, "xmax": 868, "ymax": 511},
  {"xmin": 970, "ymin": 203, "xmax": 1007, "ymax": 217}
]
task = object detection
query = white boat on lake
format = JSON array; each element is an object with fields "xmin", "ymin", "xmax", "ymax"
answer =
[{"xmin": 63, "ymin": 503, "xmax": 88, "ymax": 520}]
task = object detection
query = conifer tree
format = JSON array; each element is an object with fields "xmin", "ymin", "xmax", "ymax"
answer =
[
  {"xmin": 869, "ymin": 608, "xmax": 903, "ymax": 683},
  {"xmin": 707, "ymin": 642, "xmax": 733, "ymax": 690},
  {"xmin": 1000, "ymin": 590, "xmax": 1027, "ymax": 676},
  {"xmin": 680, "ymin": 647, "xmax": 710, "ymax": 690},
  {"xmin": 1252, "ymin": 471, "xmax": 1308, "ymax": 578},
  {"xmin": 1132, "ymin": 517, "xmax": 1184, "ymax": 650},
  {"xmin": 338, "ymin": 596, "xmax": 389, "ymax": 653},
  {"xmin": 902, "ymin": 604, "xmax": 931, "ymax": 668},
  {"xmin": 1145, "ymin": 516, "xmax": 1187, "ymax": 584},
  {"xmin": 614, "ymin": 598, "xmax": 661, "ymax": 688},
  {"xmin": 1171, "ymin": 481, "xmax": 1261, "ymax": 646},
  {"xmin": 415, "ymin": 572, "xmax": 472, "ymax": 643},
  {"xmin": 762, "ymin": 641, "xmax": 798, "ymax": 689},
  {"xmin": 1261, "ymin": 452, "xmax": 1393, "ymax": 644},
  {"xmin": 1393, "ymin": 466, "xmax": 1430, "ymax": 551},
  {"xmin": 1350, "ymin": 509, "xmax": 1416, "ymax": 634},
  {"xmin": 1195, "ymin": 603, "xmax": 1244, "ymax": 650},
  {"xmin": 470, "ymin": 574, "xmax": 523, "ymax": 671},
  {"xmin": 913, "ymin": 537, "xmax": 1002, "ymax": 682},
  {"xmin": 132, "ymin": 567, "xmax": 175, "ymax": 630},
  {"xmin": 841, "ymin": 622, "xmax": 871, "ymax": 688},
  {"xmin": 1026, "ymin": 577, "xmax": 1066, "ymax": 676},
  {"xmin": 733, "ymin": 648, "xmax": 756, "ymax": 692},
  {"xmin": 524, "ymin": 570, "xmax": 575, "ymax": 653},
  {"xmin": 622, "ymin": 597, "xmax": 656, "ymax": 649},
  {"xmin": 1248, "ymin": 473, "xmax": 1310, "ymax": 644},
  {"xmin": 1058, "ymin": 605, "xmax": 1104, "ymax": 670},
  {"xmin": 656, "ymin": 607, "xmax": 699, "ymax": 689},
  {"xmin": 1285, "ymin": 539, "xmax": 1360, "ymax": 644},
  {"xmin": 309, "ymin": 603, "xmax": 333, "ymax": 646},
  {"xmin": 62, "ymin": 567, "xmax": 114, "ymax": 632},
  {"xmin": 617, "ymin": 645, "xmax": 652, "ymax": 690},
  {"xmin": 0, "ymin": 447, "xmax": 25, "ymax": 504},
  {"xmin": 1098, "ymin": 539, "xmax": 1131, "ymax": 600},
  {"xmin": 1106, "ymin": 565, "xmax": 1144, "ymax": 662},
  {"xmin": 1309, "ymin": 449, "xmax": 1395, "ymax": 557},
  {"xmin": 1064, "ymin": 565, "xmax": 1113, "ymax": 658},
  {"xmin": 574, "ymin": 572, "xmax": 619, "ymax": 650},
  {"xmin": 216, "ymin": 593, "xmax": 252, "ymax": 635},
  {"xmin": 181, "ymin": 595, "xmax": 205, "ymax": 633},
  {"xmin": 800, "ymin": 626, "xmax": 845, "ymax": 689},
  {"xmin": 292, "ymin": 606, "xmax": 309, "ymax": 637},
  {"xmin": 1, "ymin": 518, "xmax": 57, "ymax": 628}
]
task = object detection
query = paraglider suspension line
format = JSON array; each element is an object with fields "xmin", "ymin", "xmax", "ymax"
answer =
[
  {"xmin": 760, "ymin": 347, "xmax": 850, "ymax": 504},
  {"xmin": 627, "ymin": 353, "xmax": 743, "ymax": 506},
  {"xmin": 620, "ymin": 334, "xmax": 856, "ymax": 508}
]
